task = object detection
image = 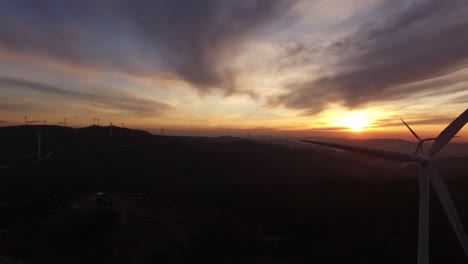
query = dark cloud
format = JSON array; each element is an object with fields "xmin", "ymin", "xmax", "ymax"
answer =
[
  {"xmin": 272, "ymin": 0, "xmax": 468, "ymax": 113},
  {"xmin": 0, "ymin": 0, "xmax": 294, "ymax": 94},
  {"xmin": 0, "ymin": 120, "xmax": 8, "ymax": 124},
  {"xmin": 0, "ymin": 77, "xmax": 172, "ymax": 115}
]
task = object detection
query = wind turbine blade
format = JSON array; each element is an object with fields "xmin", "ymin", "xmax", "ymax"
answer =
[
  {"xmin": 430, "ymin": 108, "xmax": 468, "ymax": 157},
  {"xmin": 425, "ymin": 165, "xmax": 468, "ymax": 256},
  {"xmin": 401, "ymin": 118, "xmax": 421, "ymax": 140},
  {"xmin": 300, "ymin": 140, "xmax": 418, "ymax": 162},
  {"xmin": 418, "ymin": 167, "xmax": 430, "ymax": 264}
]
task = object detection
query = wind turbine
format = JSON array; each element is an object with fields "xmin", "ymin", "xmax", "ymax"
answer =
[
  {"xmin": 301, "ymin": 108, "xmax": 468, "ymax": 264},
  {"xmin": 401, "ymin": 118, "xmax": 458, "ymax": 155},
  {"xmin": 63, "ymin": 118, "xmax": 67, "ymax": 127},
  {"xmin": 24, "ymin": 116, "xmax": 28, "ymax": 125},
  {"xmin": 36, "ymin": 130, "xmax": 42, "ymax": 157},
  {"xmin": 93, "ymin": 118, "xmax": 96, "ymax": 125}
]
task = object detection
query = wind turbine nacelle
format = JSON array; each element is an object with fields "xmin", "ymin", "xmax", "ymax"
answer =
[{"xmin": 419, "ymin": 154, "xmax": 432, "ymax": 166}]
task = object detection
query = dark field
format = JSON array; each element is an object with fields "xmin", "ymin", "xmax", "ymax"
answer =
[{"xmin": 1, "ymin": 125, "xmax": 468, "ymax": 263}]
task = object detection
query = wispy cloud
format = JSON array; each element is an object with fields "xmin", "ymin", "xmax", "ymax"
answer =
[
  {"xmin": 270, "ymin": 0, "xmax": 468, "ymax": 114},
  {"xmin": 0, "ymin": 0, "xmax": 296, "ymax": 94},
  {"xmin": 450, "ymin": 94, "xmax": 468, "ymax": 104},
  {"xmin": 375, "ymin": 116, "xmax": 459, "ymax": 128},
  {"xmin": 0, "ymin": 77, "xmax": 172, "ymax": 115}
]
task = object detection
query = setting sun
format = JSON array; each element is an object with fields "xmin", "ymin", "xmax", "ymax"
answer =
[{"xmin": 337, "ymin": 113, "xmax": 370, "ymax": 132}]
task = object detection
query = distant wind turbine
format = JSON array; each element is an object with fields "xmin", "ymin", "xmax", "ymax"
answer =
[
  {"xmin": 301, "ymin": 108, "xmax": 468, "ymax": 264},
  {"xmin": 24, "ymin": 116, "xmax": 27, "ymax": 125}
]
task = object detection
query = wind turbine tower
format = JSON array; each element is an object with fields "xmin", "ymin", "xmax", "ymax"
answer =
[
  {"xmin": 93, "ymin": 118, "xmax": 96, "ymax": 125},
  {"xmin": 24, "ymin": 116, "xmax": 28, "ymax": 125},
  {"xmin": 43, "ymin": 120, "xmax": 46, "ymax": 125},
  {"xmin": 64, "ymin": 118, "xmax": 67, "ymax": 127},
  {"xmin": 36, "ymin": 130, "xmax": 42, "ymax": 157}
]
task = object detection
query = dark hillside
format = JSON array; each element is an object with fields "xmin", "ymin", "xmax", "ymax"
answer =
[{"xmin": 0, "ymin": 125, "xmax": 467, "ymax": 264}]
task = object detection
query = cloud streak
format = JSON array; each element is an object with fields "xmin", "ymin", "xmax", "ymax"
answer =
[
  {"xmin": 375, "ymin": 116, "xmax": 460, "ymax": 128},
  {"xmin": 0, "ymin": 77, "xmax": 172, "ymax": 115}
]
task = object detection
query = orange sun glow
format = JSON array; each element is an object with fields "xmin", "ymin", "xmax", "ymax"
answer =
[{"xmin": 337, "ymin": 113, "xmax": 370, "ymax": 132}]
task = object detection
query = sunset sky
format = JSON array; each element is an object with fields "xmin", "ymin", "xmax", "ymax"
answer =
[{"xmin": 0, "ymin": 0, "xmax": 467, "ymax": 140}]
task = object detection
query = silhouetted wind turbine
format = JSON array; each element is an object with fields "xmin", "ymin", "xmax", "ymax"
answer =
[
  {"xmin": 43, "ymin": 120, "xmax": 47, "ymax": 125},
  {"xmin": 93, "ymin": 118, "xmax": 96, "ymax": 125},
  {"xmin": 63, "ymin": 118, "xmax": 67, "ymax": 127},
  {"xmin": 301, "ymin": 108, "xmax": 468, "ymax": 264},
  {"xmin": 401, "ymin": 118, "xmax": 435, "ymax": 154},
  {"xmin": 36, "ymin": 130, "xmax": 42, "ymax": 157},
  {"xmin": 401, "ymin": 118, "xmax": 459, "ymax": 154},
  {"xmin": 24, "ymin": 116, "xmax": 27, "ymax": 125}
]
